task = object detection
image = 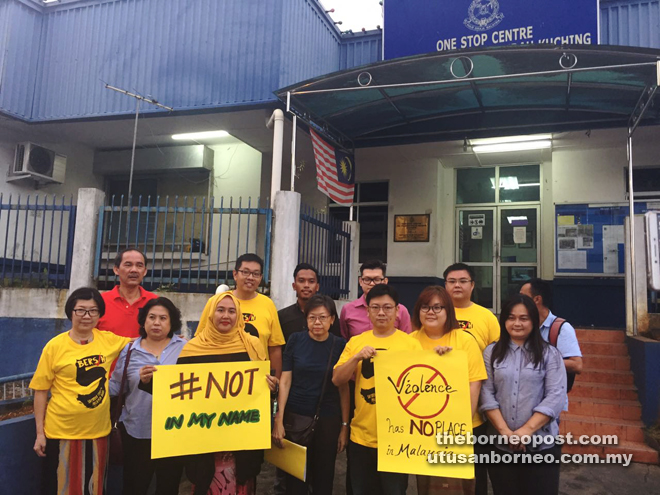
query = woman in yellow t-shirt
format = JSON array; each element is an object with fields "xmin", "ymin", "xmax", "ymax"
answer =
[
  {"xmin": 30, "ymin": 287, "xmax": 131, "ymax": 495},
  {"xmin": 410, "ymin": 286, "xmax": 487, "ymax": 495}
]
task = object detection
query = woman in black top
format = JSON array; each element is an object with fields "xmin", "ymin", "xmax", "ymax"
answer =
[{"xmin": 273, "ymin": 295, "xmax": 349, "ymax": 495}]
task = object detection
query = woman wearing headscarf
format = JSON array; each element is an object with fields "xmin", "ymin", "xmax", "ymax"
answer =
[{"xmin": 174, "ymin": 291, "xmax": 277, "ymax": 495}]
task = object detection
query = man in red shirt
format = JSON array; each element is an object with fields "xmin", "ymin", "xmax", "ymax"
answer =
[{"xmin": 97, "ymin": 248, "xmax": 158, "ymax": 338}]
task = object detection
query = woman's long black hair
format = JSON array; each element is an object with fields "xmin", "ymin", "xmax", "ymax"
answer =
[{"xmin": 491, "ymin": 294, "xmax": 547, "ymax": 369}]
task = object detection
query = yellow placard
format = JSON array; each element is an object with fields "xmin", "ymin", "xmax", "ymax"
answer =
[
  {"xmin": 557, "ymin": 215, "xmax": 575, "ymax": 226},
  {"xmin": 374, "ymin": 350, "xmax": 474, "ymax": 479},
  {"xmin": 265, "ymin": 439, "xmax": 308, "ymax": 481},
  {"xmin": 151, "ymin": 361, "xmax": 271, "ymax": 459}
]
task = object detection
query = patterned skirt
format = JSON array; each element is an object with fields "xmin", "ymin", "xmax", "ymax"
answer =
[{"xmin": 44, "ymin": 436, "xmax": 109, "ymax": 495}]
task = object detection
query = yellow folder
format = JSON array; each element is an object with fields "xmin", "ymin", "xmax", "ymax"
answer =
[{"xmin": 265, "ymin": 439, "xmax": 308, "ymax": 481}]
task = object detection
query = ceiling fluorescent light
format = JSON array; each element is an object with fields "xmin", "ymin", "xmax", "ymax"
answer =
[
  {"xmin": 473, "ymin": 140, "xmax": 552, "ymax": 154},
  {"xmin": 172, "ymin": 130, "xmax": 229, "ymax": 140},
  {"xmin": 471, "ymin": 134, "xmax": 552, "ymax": 146}
]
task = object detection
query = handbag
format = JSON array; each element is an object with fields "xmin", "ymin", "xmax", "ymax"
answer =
[
  {"xmin": 109, "ymin": 345, "xmax": 133, "ymax": 466},
  {"xmin": 283, "ymin": 336, "xmax": 336, "ymax": 447}
]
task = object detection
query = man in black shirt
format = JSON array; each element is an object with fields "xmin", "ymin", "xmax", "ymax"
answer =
[{"xmin": 278, "ymin": 263, "xmax": 341, "ymax": 343}]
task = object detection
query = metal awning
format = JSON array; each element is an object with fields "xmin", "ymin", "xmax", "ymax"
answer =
[{"xmin": 276, "ymin": 45, "xmax": 660, "ymax": 148}]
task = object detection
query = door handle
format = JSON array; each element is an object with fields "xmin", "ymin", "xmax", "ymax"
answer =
[{"xmin": 495, "ymin": 240, "xmax": 500, "ymax": 263}]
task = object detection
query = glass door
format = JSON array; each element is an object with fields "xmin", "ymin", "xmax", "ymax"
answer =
[
  {"xmin": 456, "ymin": 208, "xmax": 496, "ymax": 311},
  {"xmin": 455, "ymin": 206, "xmax": 540, "ymax": 313},
  {"xmin": 497, "ymin": 206, "xmax": 540, "ymax": 312}
]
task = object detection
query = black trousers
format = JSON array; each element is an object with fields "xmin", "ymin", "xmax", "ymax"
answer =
[
  {"xmin": 286, "ymin": 416, "xmax": 342, "ymax": 495},
  {"xmin": 472, "ymin": 422, "xmax": 489, "ymax": 495},
  {"xmin": 119, "ymin": 423, "xmax": 181, "ymax": 495},
  {"xmin": 488, "ymin": 444, "xmax": 561, "ymax": 495},
  {"xmin": 347, "ymin": 440, "xmax": 408, "ymax": 495}
]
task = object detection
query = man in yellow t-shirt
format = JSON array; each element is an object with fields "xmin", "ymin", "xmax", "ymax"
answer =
[
  {"xmin": 232, "ymin": 253, "xmax": 286, "ymax": 376},
  {"xmin": 333, "ymin": 284, "xmax": 421, "ymax": 495},
  {"xmin": 443, "ymin": 262, "xmax": 499, "ymax": 495}
]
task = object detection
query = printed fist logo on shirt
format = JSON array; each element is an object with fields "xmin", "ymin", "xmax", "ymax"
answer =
[
  {"xmin": 75, "ymin": 355, "xmax": 108, "ymax": 409},
  {"xmin": 457, "ymin": 320, "xmax": 473, "ymax": 330},
  {"xmin": 242, "ymin": 313, "xmax": 256, "ymax": 323},
  {"xmin": 359, "ymin": 349, "xmax": 386, "ymax": 405}
]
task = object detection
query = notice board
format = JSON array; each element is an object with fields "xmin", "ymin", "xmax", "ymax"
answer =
[{"xmin": 555, "ymin": 203, "xmax": 648, "ymax": 276}]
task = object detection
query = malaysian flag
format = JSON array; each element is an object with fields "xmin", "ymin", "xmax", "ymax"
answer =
[{"xmin": 310, "ymin": 129, "xmax": 355, "ymax": 205}]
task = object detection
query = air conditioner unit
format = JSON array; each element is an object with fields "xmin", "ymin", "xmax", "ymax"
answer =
[{"xmin": 9, "ymin": 142, "xmax": 66, "ymax": 184}]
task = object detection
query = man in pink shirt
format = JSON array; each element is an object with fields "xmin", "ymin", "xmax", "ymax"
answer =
[{"xmin": 340, "ymin": 259, "xmax": 412, "ymax": 339}]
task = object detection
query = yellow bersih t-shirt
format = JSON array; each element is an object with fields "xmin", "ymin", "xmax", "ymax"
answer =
[
  {"xmin": 335, "ymin": 329, "xmax": 422, "ymax": 448},
  {"xmin": 236, "ymin": 293, "xmax": 286, "ymax": 358},
  {"xmin": 411, "ymin": 328, "xmax": 488, "ymax": 427},
  {"xmin": 454, "ymin": 303, "xmax": 500, "ymax": 352},
  {"xmin": 30, "ymin": 329, "xmax": 130, "ymax": 439}
]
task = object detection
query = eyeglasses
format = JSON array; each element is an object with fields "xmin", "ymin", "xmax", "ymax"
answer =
[
  {"xmin": 307, "ymin": 315, "xmax": 330, "ymax": 323},
  {"xmin": 236, "ymin": 269, "xmax": 262, "ymax": 278},
  {"xmin": 361, "ymin": 277, "xmax": 385, "ymax": 285},
  {"xmin": 420, "ymin": 305, "xmax": 444, "ymax": 314},
  {"xmin": 368, "ymin": 305, "xmax": 396, "ymax": 313},
  {"xmin": 445, "ymin": 279, "xmax": 472, "ymax": 286},
  {"xmin": 72, "ymin": 308, "xmax": 100, "ymax": 317}
]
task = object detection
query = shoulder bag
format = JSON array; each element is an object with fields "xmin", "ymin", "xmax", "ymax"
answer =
[{"xmin": 109, "ymin": 345, "xmax": 133, "ymax": 465}]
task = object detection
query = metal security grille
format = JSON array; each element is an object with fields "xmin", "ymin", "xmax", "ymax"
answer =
[
  {"xmin": 95, "ymin": 195, "xmax": 272, "ymax": 293},
  {"xmin": 299, "ymin": 203, "xmax": 352, "ymax": 299},
  {"xmin": 0, "ymin": 195, "xmax": 76, "ymax": 289}
]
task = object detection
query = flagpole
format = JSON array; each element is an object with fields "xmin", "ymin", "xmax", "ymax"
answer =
[{"xmin": 291, "ymin": 114, "xmax": 297, "ymax": 191}]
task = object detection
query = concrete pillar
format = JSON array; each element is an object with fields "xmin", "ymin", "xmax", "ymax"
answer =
[
  {"xmin": 626, "ymin": 215, "xmax": 649, "ymax": 335},
  {"xmin": 270, "ymin": 191, "xmax": 301, "ymax": 310},
  {"xmin": 343, "ymin": 221, "xmax": 360, "ymax": 301},
  {"xmin": 69, "ymin": 188, "xmax": 105, "ymax": 291}
]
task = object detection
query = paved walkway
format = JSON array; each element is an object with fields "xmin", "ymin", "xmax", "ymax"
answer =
[{"xmin": 176, "ymin": 452, "xmax": 660, "ymax": 494}]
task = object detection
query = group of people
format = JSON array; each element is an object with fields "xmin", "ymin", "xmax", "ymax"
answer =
[{"xmin": 30, "ymin": 248, "xmax": 583, "ymax": 495}]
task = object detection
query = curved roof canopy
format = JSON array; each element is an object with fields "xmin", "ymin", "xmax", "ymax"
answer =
[{"xmin": 276, "ymin": 45, "xmax": 660, "ymax": 148}]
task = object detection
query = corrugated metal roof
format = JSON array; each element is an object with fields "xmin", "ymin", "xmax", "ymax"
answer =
[
  {"xmin": 3, "ymin": 0, "xmax": 660, "ymax": 122},
  {"xmin": 0, "ymin": 1, "xmax": 43, "ymax": 119},
  {"xmin": 600, "ymin": 0, "xmax": 660, "ymax": 48},
  {"xmin": 340, "ymin": 31, "xmax": 382, "ymax": 70}
]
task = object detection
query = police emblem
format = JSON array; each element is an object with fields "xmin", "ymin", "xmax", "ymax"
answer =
[{"xmin": 464, "ymin": 0, "xmax": 504, "ymax": 32}]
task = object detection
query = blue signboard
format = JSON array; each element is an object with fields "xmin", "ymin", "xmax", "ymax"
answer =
[{"xmin": 384, "ymin": 0, "xmax": 599, "ymax": 60}]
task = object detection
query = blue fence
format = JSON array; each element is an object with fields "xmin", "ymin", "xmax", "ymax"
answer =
[
  {"xmin": 0, "ymin": 194, "xmax": 76, "ymax": 289},
  {"xmin": 95, "ymin": 195, "xmax": 272, "ymax": 293},
  {"xmin": 299, "ymin": 204, "xmax": 352, "ymax": 299}
]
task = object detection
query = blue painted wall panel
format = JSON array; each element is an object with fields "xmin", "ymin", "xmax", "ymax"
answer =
[
  {"xmin": 32, "ymin": 0, "xmax": 286, "ymax": 120},
  {"xmin": 0, "ymin": 318, "xmax": 68, "ymax": 377},
  {"xmin": 600, "ymin": 0, "xmax": 660, "ymax": 48},
  {"xmin": 279, "ymin": 0, "xmax": 341, "ymax": 89},
  {"xmin": 340, "ymin": 32, "xmax": 382, "ymax": 70},
  {"xmin": 0, "ymin": 415, "xmax": 42, "ymax": 495},
  {"xmin": 627, "ymin": 336, "xmax": 660, "ymax": 426},
  {"xmin": 0, "ymin": 1, "xmax": 43, "ymax": 119}
]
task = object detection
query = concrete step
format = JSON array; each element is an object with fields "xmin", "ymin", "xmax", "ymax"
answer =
[
  {"xmin": 568, "ymin": 396, "xmax": 641, "ymax": 421},
  {"xmin": 560, "ymin": 413, "xmax": 645, "ymax": 443},
  {"xmin": 575, "ymin": 329, "xmax": 626, "ymax": 343},
  {"xmin": 580, "ymin": 342, "xmax": 629, "ymax": 356},
  {"xmin": 582, "ymin": 354, "xmax": 631, "ymax": 370},
  {"xmin": 579, "ymin": 368, "xmax": 635, "ymax": 385},
  {"xmin": 570, "ymin": 382, "xmax": 638, "ymax": 401},
  {"xmin": 563, "ymin": 440, "xmax": 658, "ymax": 464}
]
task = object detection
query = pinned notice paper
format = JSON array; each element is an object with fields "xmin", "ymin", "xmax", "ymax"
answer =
[
  {"xmin": 558, "ymin": 250, "xmax": 587, "ymax": 270},
  {"xmin": 265, "ymin": 439, "xmax": 307, "ymax": 481},
  {"xmin": 558, "ymin": 215, "xmax": 575, "ymax": 226}
]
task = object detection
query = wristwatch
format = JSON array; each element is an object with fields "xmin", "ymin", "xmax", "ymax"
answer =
[{"xmin": 341, "ymin": 422, "xmax": 349, "ymax": 427}]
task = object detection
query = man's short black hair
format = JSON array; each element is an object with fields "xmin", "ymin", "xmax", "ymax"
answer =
[
  {"xmin": 360, "ymin": 259, "xmax": 387, "ymax": 276},
  {"xmin": 365, "ymin": 283, "xmax": 399, "ymax": 306},
  {"xmin": 443, "ymin": 262, "xmax": 475, "ymax": 281},
  {"xmin": 293, "ymin": 263, "xmax": 319, "ymax": 281},
  {"xmin": 138, "ymin": 297, "xmax": 182, "ymax": 339},
  {"xmin": 114, "ymin": 248, "xmax": 148, "ymax": 268},
  {"xmin": 523, "ymin": 278, "xmax": 552, "ymax": 308},
  {"xmin": 235, "ymin": 253, "xmax": 264, "ymax": 272},
  {"xmin": 65, "ymin": 287, "xmax": 106, "ymax": 320}
]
